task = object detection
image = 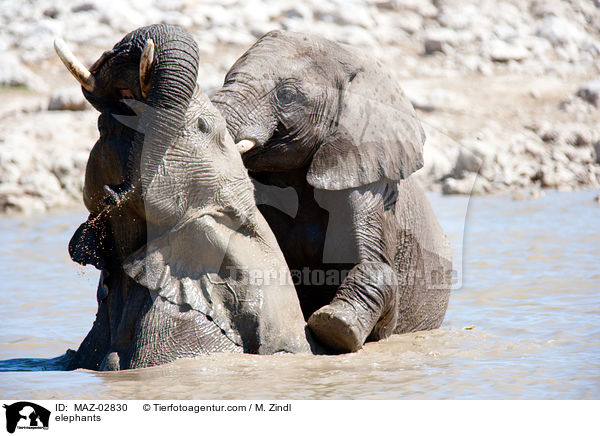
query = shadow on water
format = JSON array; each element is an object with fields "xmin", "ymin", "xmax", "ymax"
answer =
[{"xmin": 0, "ymin": 352, "xmax": 75, "ymax": 372}]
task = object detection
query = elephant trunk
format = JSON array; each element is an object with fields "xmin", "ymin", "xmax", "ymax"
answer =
[
  {"xmin": 211, "ymin": 86, "xmax": 277, "ymax": 150},
  {"xmin": 115, "ymin": 24, "xmax": 200, "ymax": 225}
]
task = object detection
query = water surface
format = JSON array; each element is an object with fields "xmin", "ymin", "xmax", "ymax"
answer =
[{"xmin": 1, "ymin": 191, "xmax": 598, "ymax": 399}]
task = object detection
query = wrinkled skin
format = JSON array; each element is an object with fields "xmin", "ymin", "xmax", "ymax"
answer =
[
  {"xmin": 66, "ymin": 25, "xmax": 309, "ymax": 370},
  {"xmin": 212, "ymin": 30, "xmax": 452, "ymax": 352}
]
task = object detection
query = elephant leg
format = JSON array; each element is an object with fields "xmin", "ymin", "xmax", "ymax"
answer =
[
  {"xmin": 307, "ymin": 262, "xmax": 398, "ymax": 353},
  {"xmin": 126, "ymin": 295, "xmax": 243, "ymax": 369},
  {"xmin": 69, "ymin": 274, "xmax": 112, "ymax": 370}
]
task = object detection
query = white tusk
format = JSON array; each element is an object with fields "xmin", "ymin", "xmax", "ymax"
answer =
[
  {"xmin": 54, "ymin": 38, "xmax": 95, "ymax": 92},
  {"xmin": 139, "ymin": 38, "xmax": 155, "ymax": 99},
  {"xmin": 236, "ymin": 139, "xmax": 256, "ymax": 153}
]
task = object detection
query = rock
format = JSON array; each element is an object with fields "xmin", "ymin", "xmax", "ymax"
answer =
[
  {"xmin": 536, "ymin": 16, "xmax": 586, "ymax": 47},
  {"xmin": 458, "ymin": 135, "xmax": 499, "ymax": 182},
  {"xmin": 0, "ymin": 189, "xmax": 46, "ymax": 214},
  {"xmin": 442, "ymin": 173, "xmax": 491, "ymax": 195},
  {"xmin": 406, "ymin": 0, "xmax": 439, "ymax": 18},
  {"xmin": 477, "ymin": 62, "xmax": 493, "ymax": 76},
  {"xmin": 282, "ymin": 6, "xmax": 309, "ymax": 20},
  {"xmin": 0, "ymin": 52, "xmax": 46, "ymax": 91},
  {"xmin": 414, "ymin": 124, "xmax": 460, "ymax": 188},
  {"xmin": 396, "ymin": 11, "xmax": 422, "ymax": 35},
  {"xmin": 71, "ymin": 2, "xmax": 95, "ymax": 13},
  {"xmin": 487, "ymin": 39, "xmax": 529, "ymax": 62},
  {"xmin": 576, "ymin": 78, "xmax": 600, "ymax": 106},
  {"xmin": 19, "ymin": 171, "xmax": 63, "ymax": 196},
  {"xmin": 373, "ymin": 1, "xmax": 397, "ymax": 11},
  {"xmin": 529, "ymin": 122, "xmax": 561, "ymax": 143},
  {"xmin": 314, "ymin": 4, "xmax": 373, "ymax": 28},
  {"xmin": 424, "ymin": 39, "xmax": 445, "ymax": 55},
  {"xmin": 161, "ymin": 11, "xmax": 193, "ymax": 28},
  {"xmin": 454, "ymin": 148, "xmax": 482, "ymax": 177},
  {"xmin": 539, "ymin": 164, "xmax": 576, "ymax": 188},
  {"xmin": 529, "ymin": 88, "xmax": 541, "ymax": 99},
  {"xmin": 540, "ymin": 129, "xmax": 559, "ymax": 143},
  {"xmin": 43, "ymin": 6, "xmax": 60, "ymax": 18},
  {"xmin": 566, "ymin": 131, "xmax": 592, "ymax": 148},
  {"xmin": 437, "ymin": 5, "xmax": 479, "ymax": 30},
  {"xmin": 48, "ymin": 88, "xmax": 89, "ymax": 111},
  {"xmin": 564, "ymin": 144, "xmax": 596, "ymax": 164},
  {"xmin": 423, "ymin": 28, "xmax": 461, "ymax": 49}
]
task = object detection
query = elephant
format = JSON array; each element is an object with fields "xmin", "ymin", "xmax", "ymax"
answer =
[
  {"xmin": 211, "ymin": 30, "xmax": 453, "ymax": 352},
  {"xmin": 55, "ymin": 24, "xmax": 310, "ymax": 370}
]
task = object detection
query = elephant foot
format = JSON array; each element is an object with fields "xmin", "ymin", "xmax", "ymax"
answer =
[
  {"xmin": 309, "ymin": 263, "xmax": 399, "ymax": 353},
  {"xmin": 308, "ymin": 300, "xmax": 367, "ymax": 353}
]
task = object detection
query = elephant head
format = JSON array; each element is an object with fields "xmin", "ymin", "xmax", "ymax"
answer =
[
  {"xmin": 211, "ymin": 30, "xmax": 426, "ymax": 190},
  {"xmin": 56, "ymin": 25, "xmax": 310, "ymax": 369},
  {"xmin": 60, "ymin": 23, "xmax": 203, "ymax": 268}
]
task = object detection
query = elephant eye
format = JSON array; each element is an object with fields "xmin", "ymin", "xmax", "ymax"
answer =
[
  {"xmin": 197, "ymin": 117, "xmax": 210, "ymax": 133},
  {"xmin": 276, "ymin": 85, "xmax": 298, "ymax": 106}
]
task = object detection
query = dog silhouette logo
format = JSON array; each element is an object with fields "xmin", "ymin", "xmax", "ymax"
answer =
[{"xmin": 3, "ymin": 402, "xmax": 50, "ymax": 433}]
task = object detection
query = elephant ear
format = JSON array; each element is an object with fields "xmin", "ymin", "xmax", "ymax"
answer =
[{"xmin": 306, "ymin": 68, "xmax": 425, "ymax": 190}]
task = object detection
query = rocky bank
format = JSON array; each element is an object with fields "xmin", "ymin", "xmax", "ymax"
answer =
[{"xmin": 1, "ymin": 0, "xmax": 599, "ymax": 214}]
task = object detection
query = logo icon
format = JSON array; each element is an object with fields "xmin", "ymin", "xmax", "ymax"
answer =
[{"xmin": 3, "ymin": 402, "xmax": 50, "ymax": 434}]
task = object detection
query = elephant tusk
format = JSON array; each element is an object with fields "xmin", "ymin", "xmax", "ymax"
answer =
[
  {"xmin": 54, "ymin": 38, "xmax": 95, "ymax": 92},
  {"xmin": 236, "ymin": 139, "xmax": 256, "ymax": 153},
  {"xmin": 139, "ymin": 38, "xmax": 155, "ymax": 99}
]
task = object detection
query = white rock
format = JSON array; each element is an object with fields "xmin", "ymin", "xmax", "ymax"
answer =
[
  {"xmin": 576, "ymin": 78, "xmax": 600, "ymax": 106},
  {"xmin": 424, "ymin": 28, "xmax": 462, "ymax": 47},
  {"xmin": 486, "ymin": 39, "xmax": 529, "ymax": 62},
  {"xmin": 437, "ymin": 5, "xmax": 479, "ymax": 30},
  {"xmin": 396, "ymin": 10, "xmax": 422, "ymax": 35},
  {"xmin": 281, "ymin": 5, "xmax": 312, "ymax": 20},
  {"xmin": 160, "ymin": 11, "xmax": 193, "ymax": 28},
  {"xmin": 540, "ymin": 164, "xmax": 575, "ymax": 188},
  {"xmin": 0, "ymin": 191, "xmax": 47, "ymax": 215},
  {"xmin": 48, "ymin": 88, "xmax": 89, "ymax": 111},
  {"xmin": 442, "ymin": 173, "xmax": 491, "ymax": 195},
  {"xmin": 71, "ymin": 2, "xmax": 96, "ymax": 13},
  {"xmin": 402, "ymin": 0, "xmax": 438, "ymax": 18},
  {"xmin": 326, "ymin": 4, "xmax": 373, "ymax": 28},
  {"xmin": 19, "ymin": 171, "xmax": 63, "ymax": 195},
  {"xmin": 536, "ymin": 16, "xmax": 586, "ymax": 47},
  {"xmin": 454, "ymin": 148, "xmax": 482, "ymax": 177},
  {"xmin": 0, "ymin": 162, "xmax": 20, "ymax": 184},
  {"xmin": 0, "ymin": 52, "xmax": 46, "ymax": 91}
]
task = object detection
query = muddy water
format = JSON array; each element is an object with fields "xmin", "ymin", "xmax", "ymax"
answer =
[{"xmin": 1, "ymin": 191, "xmax": 599, "ymax": 399}]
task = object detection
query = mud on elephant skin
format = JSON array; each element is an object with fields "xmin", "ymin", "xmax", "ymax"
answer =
[
  {"xmin": 58, "ymin": 24, "xmax": 309, "ymax": 370},
  {"xmin": 212, "ymin": 30, "xmax": 453, "ymax": 353}
]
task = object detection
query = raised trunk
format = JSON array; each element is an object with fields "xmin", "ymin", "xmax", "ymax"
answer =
[{"xmin": 108, "ymin": 24, "xmax": 200, "ymax": 226}]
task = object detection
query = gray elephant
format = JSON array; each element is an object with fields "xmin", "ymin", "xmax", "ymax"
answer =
[
  {"xmin": 57, "ymin": 24, "xmax": 309, "ymax": 370},
  {"xmin": 211, "ymin": 30, "xmax": 453, "ymax": 352}
]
